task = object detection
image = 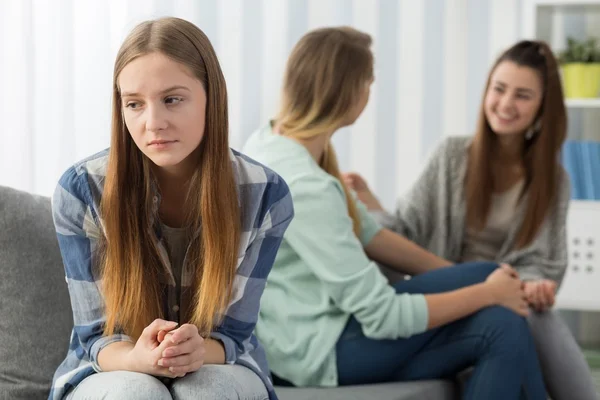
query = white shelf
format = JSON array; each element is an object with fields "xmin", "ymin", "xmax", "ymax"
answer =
[
  {"xmin": 570, "ymin": 200, "xmax": 600, "ymax": 210},
  {"xmin": 523, "ymin": 0, "xmax": 600, "ymax": 38},
  {"xmin": 566, "ymin": 98, "xmax": 600, "ymax": 108},
  {"xmin": 533, "ymin": 0, "xmax": 600, "ymax": 6},
  {"xmin": 571, "ymin": 200, "xmax": 600, "ymax": 208}
]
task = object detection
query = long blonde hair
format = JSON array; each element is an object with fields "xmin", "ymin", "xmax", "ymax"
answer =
[
  {"xmin": 100, "ymin": 17, "xmax": 240, "ymax": 338},
  {"xmin": 277, "ymin": 27, "xmax": 373, "ymax": 235},
  {"xmin": 466, "ymin": 40, "xmax": 566, "ymax": 248}
]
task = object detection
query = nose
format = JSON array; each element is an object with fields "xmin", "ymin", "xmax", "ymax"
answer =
[
  {"xmin": 498, "ymin": 93, "xmax": 515, "ymax": 113},
  {"xmin": 145, "ymin": 104, "xmax": 168, "ymax": 132}
]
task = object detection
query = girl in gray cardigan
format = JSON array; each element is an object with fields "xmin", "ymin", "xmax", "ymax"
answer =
[{"xmin": 346, "ymin": 40, "xmax": 598, "ymax": 400}]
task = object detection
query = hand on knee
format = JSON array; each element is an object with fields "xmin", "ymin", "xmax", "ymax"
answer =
[{"xmin": 485, "ymin": 266, "xmax": 529, "ymax": 317}]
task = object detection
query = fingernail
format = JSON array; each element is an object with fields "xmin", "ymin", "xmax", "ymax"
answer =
[
  {"xmin": 169, "ymin": 367, "xmax": 175, "ymax": 372},
  {"xmin": 158, "ymin": 359, "xmax": 164, "ymax": 367}
]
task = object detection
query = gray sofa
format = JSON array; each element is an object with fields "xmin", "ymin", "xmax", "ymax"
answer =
[{"xmin": 0, "ymin": 185, "xmax": 457, "ymax": 400}]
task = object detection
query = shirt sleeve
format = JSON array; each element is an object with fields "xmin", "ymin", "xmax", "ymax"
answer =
[
  {"xmin": 210, "ymin": 177, "xmax": 294, "ymax": 363},
  {"xmin": 284, "ymin": 174, "xmax": 429, "ymax": 339},
  {"xmin": 52, "ymin": 167, "xmax": 133, "ymax": 372}
]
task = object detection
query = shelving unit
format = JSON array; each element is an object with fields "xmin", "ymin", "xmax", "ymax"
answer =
[
  {"xmin": 523, "ymin": 0, "xmax": 600, "ymax": 312},
  {"xmin": 523, "ymin": 0, "xmax": 600, "ymax": 110},
  {"xmin": 556, "ymin": 200, "xmax": 600, "ymax": 311},
  {"xmin": 566, "ymin": 98, "xmax": 600, "ymax": 108},
  {"xmin": 532, "ymin": 0, "xmax": 600, "ymax": 7},
  {"xmin": 523, "ymin": 0, "xmax": 600, "ymax": 39}
]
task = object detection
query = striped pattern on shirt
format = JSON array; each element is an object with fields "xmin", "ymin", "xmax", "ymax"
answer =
[{"xmin": 49, "ymin": 148, "xmax": 293, "ymax": 400}]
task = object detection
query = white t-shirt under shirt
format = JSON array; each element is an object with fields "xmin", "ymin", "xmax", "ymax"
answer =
[{"xmin": 461, "ymin": 180, "xmax": 525, "ymax": 263}]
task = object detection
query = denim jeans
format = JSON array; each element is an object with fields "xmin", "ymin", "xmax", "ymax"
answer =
[
  {"xmin": 336, "ymin": 262, "xmax": 547, "ymax": 400},
  {"xmin": 65, "ymin": 364, "xmax": 268, "ymax": 400}
]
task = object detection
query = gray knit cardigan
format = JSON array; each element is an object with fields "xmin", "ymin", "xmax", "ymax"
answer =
[{"xmin": 373, "ymin": 136, "xmax": 571, "ymax": 286}]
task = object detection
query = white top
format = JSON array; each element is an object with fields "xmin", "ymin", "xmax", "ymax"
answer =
[{"xmin": 461, "ymin": 180, "xmax": 525, "ymax": 262}]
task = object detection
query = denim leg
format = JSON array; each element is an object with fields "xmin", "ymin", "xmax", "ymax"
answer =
[
  {"xmin": 336, "ymin": 262, "xmax": 498, "ymax": 384},
  {"xmin": 170, "ymin": 365, "xmax": 268, "ymax": 400},
  {"xmin": 336, "ymin": 262, "xmax": 547, "ymax": 399},
  {"xmin": 338, "ymin": 261, "xmax": 499, "ymax": 350},
  {"xmin": 393, "ymin": 306, "xmax": 546, "ymax": 400},
  {"xmin": 394, "ymin": 262, "xmax": 499, "ymax": 295},
  {"xmin": 66, "ymin": 371, "xmax": 172, "ymax": 400}
]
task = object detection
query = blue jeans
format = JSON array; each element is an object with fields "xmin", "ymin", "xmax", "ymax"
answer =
[
  {"xmin": 66, "ymin": 365, "xmax": 268, "ymax": 400},
  {"xmin": 336, "ymin": 262, "xmax": 547, "ymax": 400}
]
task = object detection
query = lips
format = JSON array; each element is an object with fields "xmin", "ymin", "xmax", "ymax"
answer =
[
  {"xmin": 149, "ymin": 139, "xmax": 176, "ymax": 145},
  {"xmin": 494, "ymin": 112, "xmax": 517, "ymax": 124},
  {"xmin": 147, "ymin": 139, "xmax": 178, "ymax": 150}
]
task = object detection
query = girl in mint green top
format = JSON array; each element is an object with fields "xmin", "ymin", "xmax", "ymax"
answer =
[{"xmin": 243, "ymin": 27, "xmax": 546, "ymax": 399}]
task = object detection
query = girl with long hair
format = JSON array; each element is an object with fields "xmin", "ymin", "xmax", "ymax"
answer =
[
  {"xmin": 50, "ymin": 17, "xmax": 293, "ymax": 400},
  {"xmin": 243, "ymin": 28, "xmax": 546, "ymax": 400}
]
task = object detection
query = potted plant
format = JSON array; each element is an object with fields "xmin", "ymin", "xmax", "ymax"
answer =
[{"xmin": 558, "ymin": 37, "xmax": 600, "ymax": 98}]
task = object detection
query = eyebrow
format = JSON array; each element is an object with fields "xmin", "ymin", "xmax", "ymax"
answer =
[
  {"xmin": 120, "ymin": 85, "xmax": 191, "ymax": 97},
  {"xmin": 516, "ymin": 88, "xmax": 536, "ymax": 95},
  {"xmin": 492, "ymin": 80, "xmax": 536, "ymax": 95}
]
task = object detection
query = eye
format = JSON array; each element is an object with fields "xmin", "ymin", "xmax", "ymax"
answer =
[
  {"xmin": 493, "ymin": 86, "xmax": 504, "ymax": 93},
  {"xmin": 125, "ymin": 101, "xmax": 141, "ymax": 109},
  {"xmin": 517, "ymin": 93, "xmax": 531, "ymax": 100},
  {"xmin": 165, "ymin": 96, "xmax": 183, "ymax": 105}
]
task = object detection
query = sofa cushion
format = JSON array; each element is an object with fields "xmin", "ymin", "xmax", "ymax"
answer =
[
  {"xmin": 275, "ymin": 380, "xmax": 457, "ymax": 400},
  {"xmin": 0, "ymin": 186, "xmax": 72, "ymax": 399},
  {"xmin": 0, "ymin": 185, "xmax": 459, "ymax": 400}
]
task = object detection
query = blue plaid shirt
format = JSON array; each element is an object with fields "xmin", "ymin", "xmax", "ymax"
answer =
[{"xmin": 49, "ymin": 148, "xmax": 293, "ymax": 400}]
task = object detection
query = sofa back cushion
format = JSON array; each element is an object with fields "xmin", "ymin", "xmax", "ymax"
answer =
[{"xmin": 0, "ymin": 186, "xmax": 72, "ymax": 399}]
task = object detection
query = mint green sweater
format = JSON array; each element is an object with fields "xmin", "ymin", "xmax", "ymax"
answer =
[{"xmin": 242, "ymin": 124, "xmax": 428, "ymax": 387}]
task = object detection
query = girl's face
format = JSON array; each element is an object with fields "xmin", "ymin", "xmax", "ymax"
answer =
[
  {"xmin": 119, "ymin": 52, "xmax": 207, "ymax": 177},
  {"xmin": 484, "ymin": 61, "xmax": 543, "ymax": 137}
]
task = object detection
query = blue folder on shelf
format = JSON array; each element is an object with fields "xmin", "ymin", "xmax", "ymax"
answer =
[{"xmin": 561, "ymin": 140, "xmax": 600, "ymax": 200}]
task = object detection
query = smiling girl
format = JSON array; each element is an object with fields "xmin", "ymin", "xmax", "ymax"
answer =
[
  {"xmin": 346, "ymin": 40, "xmax": 598, "ymax": 400},
  {"xmin": 49, "ymin": 17, "xmax": 293, "ymax": 400}
]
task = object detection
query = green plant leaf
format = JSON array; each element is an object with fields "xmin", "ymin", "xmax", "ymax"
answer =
[{"xmin": 559, "ymin": 36, "xmax": 600, "ymax": 63}]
